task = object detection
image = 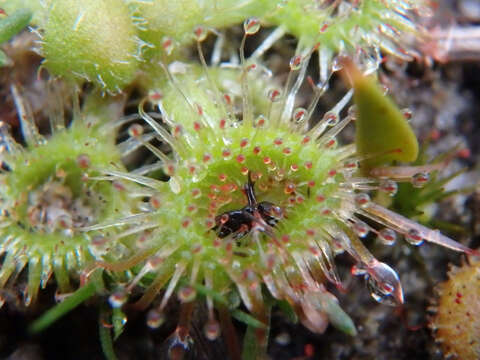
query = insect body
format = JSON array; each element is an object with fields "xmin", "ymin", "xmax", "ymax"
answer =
[{"xmin": 214, "ymin": 174, "xmax": 283, "ymax": 239}]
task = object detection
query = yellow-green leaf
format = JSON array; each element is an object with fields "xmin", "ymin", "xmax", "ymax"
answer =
[{"xmin": 347, "ymin": 61, "xmax": 418, "ymax": 170}]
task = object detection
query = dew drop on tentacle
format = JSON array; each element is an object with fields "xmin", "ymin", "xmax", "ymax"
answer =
[
  {"xmin": 377, "ymin": 228, "xmax": 396, "ymax": 246},
  {"xmin": 243, "ymin": 17, "xmax": 261, "ymax": 35},
  {"xmin": 354, "ymin": 193, "xmax": 370, "ymax": 208},
  {"xmin": 401, "ymin": 108, "xmax": 413, "ymax": 120},
  {"xmin": 274, "ymin": 332, "xmax": 291, "ymax": 346},
  {"xmin": 146, "ymin": 308, "xmax": 165, "ymax": 329},
  {"xmin": 159, "ymin": 329, "xmax": 195, "ymax": 360},
  {"xmin": 292, "ymin": 107, "xmax": 307, "ymax": 124},
  {"xmin": 351, "ymin": 264, "xmax": 367, "ymax": 276},
  {"xmin": 364, "ymin": 260, "xmax": 403, "ymax": 306},
  {"xmin": 203, "ymin": 318, "xmax": 221, "ymax": 341},
  {"xmin": 289, "ymin": 54, "xmax": 303, "ymax": 71},
  {"xmin": 177, "ymin": 285, "xmax": 196, "ymax": 303},
  {"xmin": 267, "ymin": 88, "xmax": 282, "ymax": 103},
  {"xmin": 254, "ymin": 114, "xmax": 267, "ymax": 128},
  {"xmin": 162, "ymin": 36, "xmax": 174, "ymax": 56},
  {"xmin": 379, "ymin": 179, "xmax": 398, "ymax": 196},
  {"xmin": 405, "ymin": 228, "xmax": 424, "ymax": 246},
  {"xmin": 323, "ymin": 111, "xmax": 339, "ymax": 126},
  {"xmin": 366, "ymin": 276, "xmax": 398, "ymax": 306},
  {"xmin": 76, "ymin": 154, "xmax": 91, "ymax": 169},
  {"xmin": 193, "ymin": 25, "xmax": 208, "ymax": 42},
  {"xmin": 108, "ymin": 288, "xmax": 128, "ymax": 308},
  {"xmin": 353, "ymin": 220, "xmax": 369, "ymax": 238},
  {"xmin": 128, "ymin": 123, "xmax": 144, "ymax": 138},
  {"xmin": 411, "ymin": 172, "xmax": 429, "ymax": 188},
  {"xmin": 90, "ymin": 234, "xmax": 109, "ymax": 256}
]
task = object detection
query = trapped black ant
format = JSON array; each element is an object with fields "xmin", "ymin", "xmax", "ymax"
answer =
[{"xmin": 214, "ymin": 173, "xmax": 283, "ymax": 240}]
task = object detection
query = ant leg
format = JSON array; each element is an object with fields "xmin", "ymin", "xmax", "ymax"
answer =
[{"xmin": 244, "ymin": 171, "xmax": 257, "ymax": 207}]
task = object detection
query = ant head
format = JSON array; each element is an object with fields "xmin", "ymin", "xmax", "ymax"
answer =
[{"xmin": 257, "ymin": 201, "xmax": 284, "ymax": 225}]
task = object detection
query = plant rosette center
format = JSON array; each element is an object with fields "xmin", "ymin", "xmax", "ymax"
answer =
[
  {"xmin": 170, "ymin": 123, "xmax": 341, "ymax": 251},
  {"xmin": 0, "ymin": 116, "xmax": 129, "ymax": 304}
]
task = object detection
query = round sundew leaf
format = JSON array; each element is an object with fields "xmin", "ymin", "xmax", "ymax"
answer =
[
  {"xmin": 0, "ymin": 8, "xmax": 31, "ymax": 44},
  {"xmin": 131, "ymin": 0, "xmax": 268, "ymax": 59},
  {"xmin": 348, "ymin": 63, "xmax": 419, "ymax": 170},
  {"xmin": 0, "ymin": 1, "xmax": 43, "ymax": 26},
  {"xmin": 42, "ymin": 0, "xmax": 139, "ymax": 92}
]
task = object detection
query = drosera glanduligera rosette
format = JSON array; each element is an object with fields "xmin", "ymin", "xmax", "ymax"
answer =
[
  {"xmin": 0, "ymin": 85, "xmax": 136, "ymax": 307},
  {"xmin": 80, "ymin": 18, "xmax": 479, "ymax": 357}
]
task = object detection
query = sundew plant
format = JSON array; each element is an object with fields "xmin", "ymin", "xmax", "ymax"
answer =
[
  {"xmin": 0, "ymin": 85, "xmax": 133, "ymax": 307},
  {"xmin": 0, "ymin": 0, "xmax": 478, "ymax": 359},
  {"xmin": 86, "ymin": 25, "xmax": 478, "ymax": 356}
]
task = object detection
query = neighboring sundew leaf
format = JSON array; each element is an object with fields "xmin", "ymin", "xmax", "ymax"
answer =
[
  {"xmin": 321, "ymin": 293, "xmax": 357, "ymax": 336},
  {"xmin": 0, "ymin": 8, "xmax": 31, "ymax": 43},
  {"xmin": 343, "ymin": 59, "xmax": 418, "ymax": 170}
]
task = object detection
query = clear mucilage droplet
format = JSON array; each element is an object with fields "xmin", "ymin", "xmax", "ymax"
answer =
[
  {"xmin": 331, "ymin": 56, "xmax": 344, "ymax": 72},
  {"xmin": 379, "ymin": 179, "xmax": 398, "ymax": 196},
  {"xmin": 405, "ymin": 228, "xmax": 424, "ymax": 246},
  {"xmin": 194, "ymin": 26, "xmax": 208, "ymax": 42},
  {"xmin": 353, "ymin": 220, "xmax": 369, "ymax": 238},
  {"xmin": 162, "ymin": 36, "xmax": 174, "ymax": 55},
  {"xmin": 160, "ymin": 330, "xmax": 196, "ymax": 360},
  {"xmin": 323, "ymin": 111, "xmax": 339, "ymax": 126},
  {"xmin": 365, "ymin": 260, "xmax": 403, "ymax": 306},
  {"xmin": 203, "ymin": 319, "xmax": 221, "ymax": 341},
  {"xmin": 177, "ymin": 286, "xmax": 196, "ymax": 303},
  {"xmin": 244, "ymin": 17, "xmax": 261, "ymax": 35},
  {"xmin": 354, "ymin": 193, "xmax": 370, "ymax": 208},
  {"xmin": 146, "ymin": 309, "xmax": 165, "ymax": 329},
  {"xmin": 289, "ymin": 55, "xmax": 303, "ymax": 71},
  {"xmin": 255, "ymin": 114, "xmax": 267, "ymax": 128},
  {"xmin": 292, "ymin": 107, "xmax": 307, "ymax": 123},
  {"xmin": 267, "ymin": 88, "xmax": 282, "ymax": 102},
  {"xmin": 108, "ymin": 289, "xmax": 127, "ymax": 308},
  {"xmin": 128, "ymin": 123, "xmax": 144, "ymax": 138},
  {"xmin": 366, "ymin": 275, "xmax": 398, "ymax": 306},
  {"xmin": 377, "ymin": 228, "xmax": 396, "ymax": 246},
  {"xmin": 411, "ymin": 172, "xmax": 429, "ymax": 188}
]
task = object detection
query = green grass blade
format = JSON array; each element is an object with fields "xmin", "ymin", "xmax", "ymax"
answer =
[
  {"xmin": 241, "ymin": 305, "xmax": 271, "ymax": 360},
  {"xmin": 231, "ymin": 309, "xmax": 266, "ymax": 329},
  {"xmin": 99, "ymin": 308, "xmax": 118, "ymax": 360},
  {"xmin": 29, "ymin": 281, "xmax": 97, "ymax": 334}
]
